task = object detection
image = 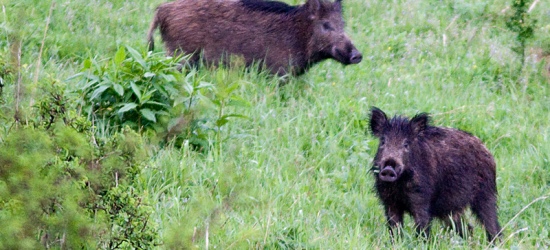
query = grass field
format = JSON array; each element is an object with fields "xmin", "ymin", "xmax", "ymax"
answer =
[{"xmin": 1, "ymin": 0, "xmax": 550, "ymax": 248}]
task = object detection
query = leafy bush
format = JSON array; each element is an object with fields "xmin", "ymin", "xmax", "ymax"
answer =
[
  {"xmin": 73, "ymin": 46, "xmax": 185, "ymax": 132},
  {"xmin": 505, "ymin": 0, "xmax": 537, "ymax": 67},
  {"xmin": 0, "ymin": 40, "xmax": 14, "ymax": 102},
  {"xmin": 0, "ymin": 87, "xmax": 159, "ymax": 249},
  {"xmin": 72, "ymin": 46, "xmax": 251, "ymax": 151},
  {"xmin": 0, "ymin": 126, "xmax": 91, "ymax": 249},
  {"xmin": 0, "ymin": 47, "xmax": 10, "ymax": 98}
]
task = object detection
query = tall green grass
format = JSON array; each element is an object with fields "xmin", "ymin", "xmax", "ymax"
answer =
[{"xmin": 2, "ymin": 0, "xmax": 549, "ymax": 248}]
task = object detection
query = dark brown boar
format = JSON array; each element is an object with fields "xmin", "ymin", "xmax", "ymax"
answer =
[
  {"xmin": 368, "ymin": 107, "xmax": 501, "ymax": 242},
  {"xmin": 147, "ymin": 0, "xmax": 362, "ymax": 76}
]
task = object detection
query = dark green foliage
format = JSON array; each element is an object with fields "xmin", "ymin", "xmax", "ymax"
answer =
[
  {"xmin": 72, "ymin": 46, "xmax": 250, "ymax": 151},
  {"xmin": 102, "ymin": 185, "xmax": 157, "ymax": 249},
  {"xmin": 34, "ymin": 79, "xmax": 73, "ymax": 129},
  {"xmin": 3, "ymin": 0, "xmax": 548, "ymax": 248},
  {"xmin": 71, "ymin": 47, "xmax": 248, "ymax": 150},
  {"xmin": 0, "ymin": 47, "xmax": 10, "ymax": 98},
  {"xmin": 0, "ymin": 126, "xmax": 93, "ymax": 249},
  {"xmin": 0, "ymin": 105, "xmax": 159, "ymax": 248},
  {"xmin": 74, "ymin": 46, "xmax": 184, "ymax": 132},
  {"xmin": 505, "ymin": 0, "xmax": 537, "ymax": 67}
]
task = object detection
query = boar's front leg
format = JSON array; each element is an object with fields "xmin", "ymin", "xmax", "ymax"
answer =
[
  {"xmin": 385, "ymin": 206, "xmax": 404, "ymax": 239},
  {"xmin": 411, "ymin": 208, "xmax": 432, "ymax": 238},
  {"xmin": 409, "ymin": 196, "xmax": 433, "ymax": 239}
]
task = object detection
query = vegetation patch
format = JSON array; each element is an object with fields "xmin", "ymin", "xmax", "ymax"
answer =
[{"xmin": 0, "ymin": 0, "xmax": 549, "ymax": 248}]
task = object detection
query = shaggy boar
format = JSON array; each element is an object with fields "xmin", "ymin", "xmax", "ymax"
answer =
[
  {"xmin": 147, "ymin": 0, "xmax": 362, "ymax": 76},
  {"xmin": 368, "ymin": 107, "xmax": 501, "ymax": 242}
]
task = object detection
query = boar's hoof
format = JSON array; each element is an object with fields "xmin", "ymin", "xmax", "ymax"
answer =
[{"xmin": 379, "ymin": 166, "xmax": 398, "ymax": 182}]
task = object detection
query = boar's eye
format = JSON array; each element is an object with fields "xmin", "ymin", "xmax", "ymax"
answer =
[
  {"xmin": 379, "ymin": 136, "xmax": 386, "ymax": 146},
  {"xmin": 403, "ymin": 140, "xmax": 409, "ymax": 149},
  {"xmin": 322, "ymin": 22, "xmax": 334, "ymax": 31}
]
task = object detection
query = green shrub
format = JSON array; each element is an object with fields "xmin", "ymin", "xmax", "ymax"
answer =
[
  {"xmin": 505, "ymin": 0, "xmax": 537, "ymax": 68},
  {"xmin": 73, "ymin": 46, "xmax": 186, "ymax": 132},
  {"xmin": 0, "ymin": 103, "xmax": 159, "ymax": 249},
  {"xmin": 0, "ymin": 47, "xmax": 9, "ymax": 98},
  {"xmin": 71, "ymin": 46, "xmax": 251, "ymax": 151}
]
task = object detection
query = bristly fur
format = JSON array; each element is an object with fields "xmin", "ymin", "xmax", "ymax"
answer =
[
  {"xmin": 146, "ymin": 0, "xmax": 361, "ymax": 76},
  {"xmin": 369, "ymin": 107, "xmax": 430, "ymax": 138},
  {"xmin": 240, "ymin": 0, "xmax": 298, "ymax": 14},
  {"xmin": 368, "ymin": 107, "xmax": 501, "ymax": 242}
]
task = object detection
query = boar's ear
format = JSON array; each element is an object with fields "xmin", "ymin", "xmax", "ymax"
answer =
[
  {"xmin": 410, "ymin": 113, "xmax": 430, "ymax": 135},
  {"xmin": 369, "ymin": 107, "xmax": 388, "ymax": 138},
  {"xmin": 334, "ymin": 0, "xmax": 342, "ymax": 11},
  {"xmin": 306, "ymin": 0, "xmax": 321, "ymax": 18}
]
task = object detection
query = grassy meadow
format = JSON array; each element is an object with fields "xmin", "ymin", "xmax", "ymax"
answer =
[{"xmin": 1, "ymin": 0, "xmax": 550, "ymax": 248}]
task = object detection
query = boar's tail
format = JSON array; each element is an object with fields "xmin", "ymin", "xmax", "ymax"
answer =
[{"xmin": 147, "ymin": 10, "xmax": 160, "ymax": 51}]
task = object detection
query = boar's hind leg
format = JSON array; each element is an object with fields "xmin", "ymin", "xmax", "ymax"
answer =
[{"xmin": 471, "ymin": 194, "xmax": 501, "ymax": 242}]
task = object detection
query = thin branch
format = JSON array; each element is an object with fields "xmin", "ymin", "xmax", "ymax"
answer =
[
  {"xmin": 14, "ymin": 39, "xmax": 22, "ymax": 124},
  {"xmin": 491, "ymin": 194, "xmax": 549, "ymax": 248},
  {"xmin": 263, "ymin": 213, "xmax": 271, "ymax": 246},
  {"xmin": 528, "ymin": 0, "xmax": 540, "ymax": 13},
  {"xmin": 205, "ymin": 219, "xmax": 210, "ymax": 250},
  {"xmin": 34, "ymin": 1, "xmax": 56, "ymax": 85}
]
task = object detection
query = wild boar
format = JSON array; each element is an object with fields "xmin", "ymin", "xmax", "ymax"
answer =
[
  {"xmin": 368, "ymin": 107, "xmax": 501, "ymax": 242},
  {"xmin": 147, "ymin": 0, "xmax": 362, "ymax": 76}
]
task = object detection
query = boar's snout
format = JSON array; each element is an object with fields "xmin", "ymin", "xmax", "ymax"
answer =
[
  {"xmin": 349, "ymin": 49, "xmax": 362, "ymax": 64},
  {"xmin": 378, "ymin": 159, "xmax": 401, "ymax": 182},
  {"xmin": 332, "ymin": 42, "xmax": 362, "ymax": 65},
  {"xmin": 379, "ymin": 166, "xmax": 398, "ymax": 182}
]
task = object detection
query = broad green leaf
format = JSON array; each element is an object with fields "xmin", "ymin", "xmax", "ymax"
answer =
[
  {"xmin": 113, "ymin": 83, "xmax": 124, "ymax": 96},
  {"xmin": 66, "ymin": 72, "xmax": 85, "ymax": 81},
  {"xmin": 79, "ymin": 78, "xmax": 98, "ymax": 91},
  {"xmin": 144, "ymin": 72, "xmax": 156, "ymax": 78},
  {"xmin": 140, "ymin": 89, "xmax": 157, "ymax": 103},
  {"xmin": 162, "ymin": 84, "xmax": 179, "ymax": 96},
  {"xmin": 228, "ymin": 96, "xmax": 252, "ymax": 107},
  {"xmin": 143, "ymin": 101, "xmax": 169, "ymax": 107},
  {"xmin": 225, "ymin": 83, "xmax": 240, "ymax": 94},
  {"xmin": 130, "ymin": 82, "xmax": 142, "ymax": 101},
  {"xmin": 183, "ymin": 83, "xmax": 194, "ymax": 95},
  {"xmin": 211, "ymin": 99, "xmax": 222, "ymax": 107},
  {"xmin": 160, "ymin": 73, "xmax": 176, "ymax": 82},
  {"xmin": 125, "ymin": 46, "xmax": 146, "ymax": 69},
  {"xmin": 184, "ymin": 70, "xmax": 197, "ymax": 83},
  {"xmin": 197, "ymin": 81, "xmax": 214, "ymax": 89},
  {"xmin": 83, "ymin": 73, "xmax": 100, "ymax": 84},
  {"xmin": 215, "ymin": 114, "xmax": 249, "ymax": 127},
  {"xmin": 140, "ymin": 109, "xmax": 157, "ymax": 122},
  {"xmin": 198, "ymin": 95, "xmax": 218, "ymax": 109},
  {"xmin": 114, "ymin": 47, "xmax": 126, "ymax": 66},
  {"xmin": 90, "ymin": 85, "xmax": 110, "ymax": 100},
  {"xmin": 221, "ymin": 114, "xmax": 250, "ymax": 120},
  {"xmin": 117, "ymin": 103, "xmax": 138, "ymax": 114},
  {"xmin": 216, "ymin": 117, "xmax": 229, "ymax": 127},
  {"xmin": 216, "ymin": 83, "xmax": 239, "ymax": 99}
]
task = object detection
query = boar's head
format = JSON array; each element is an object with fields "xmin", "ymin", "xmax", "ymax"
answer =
[
  {"xmin": 368, "ymin": 107, "xmax": 429, "ymax": 182},
  {"xmin": 306, "ymin": 0, "xmax": 362, "ymax": 65}
]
